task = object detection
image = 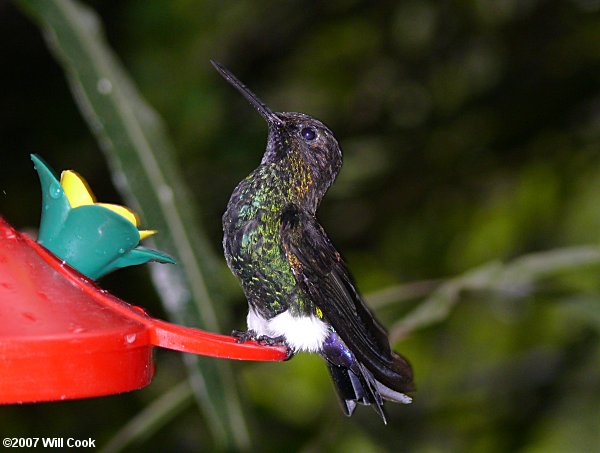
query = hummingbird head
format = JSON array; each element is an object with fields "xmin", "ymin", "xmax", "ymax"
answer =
[{"xmin": 212, "ymin": 61, "xmax": 342, "ymax": 210}]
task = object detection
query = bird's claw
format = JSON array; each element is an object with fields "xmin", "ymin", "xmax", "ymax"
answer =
[
  {"xmin": 256, "ymin": 335, "xmax": 295, "ymax": 361},
  {"xmin": 231, "ymin": 330, "xmax": 294, "ymax": 359},
  {"xmin": 256, "ymin": 334, "xmax": 286, "ymax": 346},
  {"xmin": 231, "ymin": 329, "xmax": 257, "ymax": 344},
  {"xmin": 283, "ymin": 347, "xmax": 295, "ymax": 361}
]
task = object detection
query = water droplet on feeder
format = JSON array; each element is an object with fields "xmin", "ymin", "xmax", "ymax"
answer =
[
  {"xmin": 48, "ymin": 183, "xmax": 62, "ymax": 199},
  {"xmin": 21, "ymin": 312, "xmax": 37, "ymax": 322},
  {"xmin": 68, "ymin": 323, "xmax": 85, "ymax": 334}
]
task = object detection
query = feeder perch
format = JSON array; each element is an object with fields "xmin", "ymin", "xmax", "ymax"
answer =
[{"xmin": 0, "ymin": 157, "xmax": 287, "ymax": 404}]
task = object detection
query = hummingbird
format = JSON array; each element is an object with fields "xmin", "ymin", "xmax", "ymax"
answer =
[{"xmin": 213, "ymin": 60, "xmax": 414, "ymax": 422}]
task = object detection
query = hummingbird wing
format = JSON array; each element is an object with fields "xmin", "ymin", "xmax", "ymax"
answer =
[{"xmin": 279, "ymin": 204, "xmax": 414, "ymax": 394}]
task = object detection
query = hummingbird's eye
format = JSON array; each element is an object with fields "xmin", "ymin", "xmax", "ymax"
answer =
[{"xmin": 300, "ymin": 127, "xmax": 317, "ymax": 141}]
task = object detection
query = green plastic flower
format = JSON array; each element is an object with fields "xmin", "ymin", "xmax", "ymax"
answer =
[{"xmin": 32, "ymin": 154, "xmax": 175, "ymax": 280}]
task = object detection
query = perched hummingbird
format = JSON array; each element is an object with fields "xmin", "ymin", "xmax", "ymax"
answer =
[{"xmin": 213, "ymin": 61, "xmax": 414, "ymax": 422}]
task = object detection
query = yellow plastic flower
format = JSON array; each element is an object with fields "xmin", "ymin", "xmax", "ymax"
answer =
[{"xmin": 60, "ymin": 170, "xmax": 156, "ymax": 240}]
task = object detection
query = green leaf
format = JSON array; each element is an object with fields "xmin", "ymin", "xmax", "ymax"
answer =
[
  {"xmin": 17, "ymin": 0, "xmax": 250, "ymax": 449},
  {"xmin": 99, "ymin": 381, "xmax": 194, "ymax": 453}
]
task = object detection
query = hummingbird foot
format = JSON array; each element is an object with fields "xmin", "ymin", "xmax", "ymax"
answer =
[
  {"xmin": 255, "ymin": 335, "xmax": 295, "ymax": 361},
  {"xmin": 231, "ymin": 329, "xmax": 258, "ymax": 343},
  {"xmin": 232, "ymin": 329, "xmax": 294, "ymax": 359},
  {"xmin": 283, "ymin": 347, "xmax": 296, "ymax": 361},
  {"xmin": 232, "ymin": 329, "xmax": 288, "ymax": 346},
  {"xmin": 256, "ymin": 334, "xmax": 286, "ymax": 346}
]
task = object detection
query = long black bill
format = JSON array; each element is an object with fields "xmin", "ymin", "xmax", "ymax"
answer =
[{"xmin": 211, "ymin": 60, "xmax": 281, "ymax": 125}]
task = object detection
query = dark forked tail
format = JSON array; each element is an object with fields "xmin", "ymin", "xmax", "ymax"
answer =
[
  {"xmin": 321, "ymin": 331, "xmax": 413, "ymax": 423},
  {"xmin": 279, "ymin": 204, "xmax": 413, "ymax": 421}
]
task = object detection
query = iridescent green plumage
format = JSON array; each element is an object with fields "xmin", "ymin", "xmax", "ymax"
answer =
[
  {"xmin": 214, "ymin": 61, "xmax": 413, "ymax": 423},
  {"xmin": 223, "ymin": 148, "xmax": 318, "ymax": 318}
]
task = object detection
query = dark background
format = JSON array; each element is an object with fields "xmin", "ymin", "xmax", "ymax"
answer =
[{"xmin": 1, "ymin": 1, "xmax": 599, "ymax": 451}]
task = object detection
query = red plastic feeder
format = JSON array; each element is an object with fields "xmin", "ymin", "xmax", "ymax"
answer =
[{"xmin": 0, "ymin": 218, "xmax": 287, "ymax": 404}]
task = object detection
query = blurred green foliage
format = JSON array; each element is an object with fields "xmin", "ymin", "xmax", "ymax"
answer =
[{"xmin": 1, "ymin": 0, "xmax": 600, "ymax": 452}]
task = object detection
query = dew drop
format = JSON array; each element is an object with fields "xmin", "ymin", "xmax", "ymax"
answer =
[
  {"xmin": 21, "ymin": 312, "xmax": 37, "ymax": 322},
  {"xmin": 125, "ymin": 333, "xmax": 137, "ymax": 344},
  {"xmin": 158, "ymin": 184, "xmax": 173, "ymax": 202},
  {"xmin": 48, "ymin": 182, "xmax": 62, "ymax": 199},
  {"xmin": 97, "ymin": 78, "xmax": 113, "ymax": 94},
  {"xmin": 132, "ymin": 306, "xmax": 147, "ymax": 315},
  {"xmin": 68, "ymin": 323, "xmax": 85, "ymax": 334}
]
